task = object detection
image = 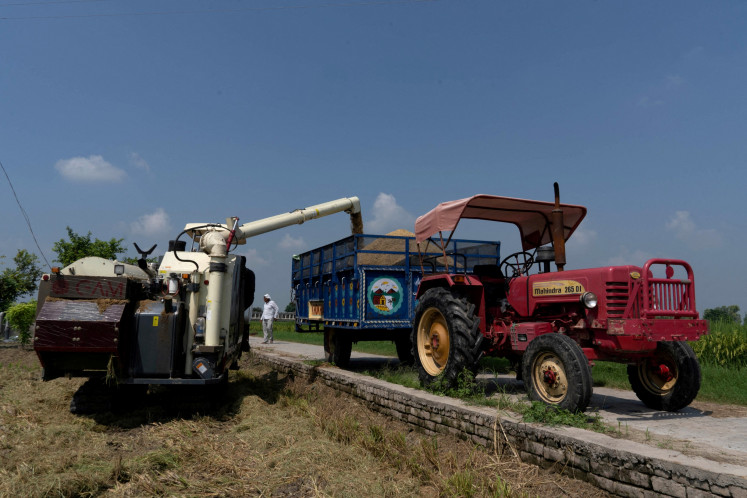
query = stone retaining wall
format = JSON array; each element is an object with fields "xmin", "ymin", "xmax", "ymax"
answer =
[{"xmin": 253, "ymin": 351, "xmax": 747, "ymax": 498}]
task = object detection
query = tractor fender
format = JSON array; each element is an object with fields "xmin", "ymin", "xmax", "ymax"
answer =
[
  {"xmin": 416, "ymin": 275, "xmax": 486, "ymax": 331},
  {"xmin": 416, "ymin": 274, "xmax": 484, "ymax": 300}
]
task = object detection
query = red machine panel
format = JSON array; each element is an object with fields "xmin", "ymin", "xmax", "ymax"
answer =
[{"xmin": 34, "ymin": 299, "xmax": 125, "ymax": 353}]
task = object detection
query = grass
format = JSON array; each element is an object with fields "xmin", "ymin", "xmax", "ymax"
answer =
[
  {"xmin": 519, "ymin": 402, "xmax": 607, "ymax": 432},
  {"xmin": 0, "ymin": 346, "xmax": 608, "ymax": 497},
  {"xmin": 361, "ymin": 364, "xmax": 421, "ymax": 389},
  {"xmin": 252, "ymin": 320, "xmax": 399, "ymax": 356}
]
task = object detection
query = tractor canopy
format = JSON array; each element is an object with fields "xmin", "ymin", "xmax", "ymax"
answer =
[{"xmin": 414, "ymin": 194, "xmax": 587, "ymax": 251}]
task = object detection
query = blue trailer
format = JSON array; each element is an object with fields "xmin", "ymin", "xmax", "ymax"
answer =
[{"xmin": 292, "ymin": 233, "xmax": 501, "ymax": 366}]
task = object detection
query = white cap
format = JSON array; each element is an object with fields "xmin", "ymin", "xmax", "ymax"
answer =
[{"xmin": 264, "ymin": 294, "xmax": 271, "ymax": 299}]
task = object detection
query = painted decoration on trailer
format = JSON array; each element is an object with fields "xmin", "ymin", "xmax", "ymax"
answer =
[{"xmin": 367, "ymin": 276, "xmax": 404, "ymax": 315}]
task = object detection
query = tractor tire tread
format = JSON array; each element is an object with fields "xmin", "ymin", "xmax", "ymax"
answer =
[
  {"xmin": 522, "ymin": 333, "xmax": 592, "ymax": 412},
  {"xmin": 627, "ymin": 341, "xmax": 701, "ymax": 412},
  {"xmin": 412, "ymin": 287, "xmax": 482, "ymax": 388}
]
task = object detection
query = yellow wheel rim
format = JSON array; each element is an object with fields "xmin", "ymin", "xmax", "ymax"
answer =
[
  {"xmin": 417, "ymin": 307, "xmax": 450, "ymax": 376},
  {"xmin": 531, "ymin": 352, "xmax": 568, "ymax": 404},
  {"xmin": 639, "ymin": 354, "xmax": 678, "ymax": 395}
]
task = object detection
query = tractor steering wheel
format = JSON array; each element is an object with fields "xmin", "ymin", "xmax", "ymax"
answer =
[{"xmin": 500, "ymin": 251, "xmax": 535, "ymax": 278}]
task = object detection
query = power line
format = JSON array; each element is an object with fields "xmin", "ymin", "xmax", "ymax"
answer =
[
  {"xmin": 0, "ymin": 159, "xmax": 53, "ymax": 270},
  {"xmin": 0, "ymin": 0, "xmax": 436, "ymax": 20}
]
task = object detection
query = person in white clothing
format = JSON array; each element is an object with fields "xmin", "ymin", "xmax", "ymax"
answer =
[{"xmin": 261, "ymin": 294, "xmax": 279, "ymax": 344}]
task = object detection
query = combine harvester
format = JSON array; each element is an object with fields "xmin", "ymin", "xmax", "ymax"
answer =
[{"xmin": 33, "ymin": 197, "xmax": 362, "ymax": 412}]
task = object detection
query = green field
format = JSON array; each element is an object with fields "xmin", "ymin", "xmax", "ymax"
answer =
[{"xmin": 256, "ymin": 320, "xmax": 747, "ymax": 406}]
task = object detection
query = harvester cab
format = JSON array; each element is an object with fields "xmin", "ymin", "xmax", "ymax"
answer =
[{"xmin": 411, "ymin": 184, "xmax": 708, "ymax": 413}]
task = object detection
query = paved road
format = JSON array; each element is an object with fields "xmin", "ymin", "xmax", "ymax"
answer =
[{"xmin": 249, "ymin": 336, "xmax": 747, "ymax": 466}]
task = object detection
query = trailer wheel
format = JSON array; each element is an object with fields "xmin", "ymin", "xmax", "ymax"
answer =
[
  {"xmin": 411, "ymin": 288, "xmax": 481, "ymax": 388},
  {"xmin": 627, "ymin": 341, "xmax": 701, "ymax": 411},
  {"xmin": 523, "ymin": 333, "xmax": 592, "ymax": 412},
  {"xmin": 325, "ymin": 328, "xmax": 352, "ymax": 368}
]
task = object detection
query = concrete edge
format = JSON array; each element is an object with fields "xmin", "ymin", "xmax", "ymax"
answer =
[{"xmin": 251, "ymin": 350, "xmax": 747, "ymax": 498}]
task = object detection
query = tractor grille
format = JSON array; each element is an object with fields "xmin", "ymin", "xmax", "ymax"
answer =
[
  {"xmin": 648, "ymin": 279, "xmax": 694, "ymax": 315},
  {"xmin": 605, "ymin": 281, "xmax": 630, "ymax": 318}
]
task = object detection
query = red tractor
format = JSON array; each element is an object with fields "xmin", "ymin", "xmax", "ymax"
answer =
[{"xmin": 411, "ymin": 184, "xmax": 708, "ymax": 412}]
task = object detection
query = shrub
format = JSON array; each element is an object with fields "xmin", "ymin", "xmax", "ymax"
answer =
[
  {"xmin": 691, "ymin": 321, "xmax": 747, "ymax": 369},
  {"xmin": 5, "ymin": 300, "xmax": 37, "ymax": 344}
]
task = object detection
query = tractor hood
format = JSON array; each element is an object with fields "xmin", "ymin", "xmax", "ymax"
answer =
[{"xmin": 415, "ymin": 194, "xmax": 587, "ymax": 251}]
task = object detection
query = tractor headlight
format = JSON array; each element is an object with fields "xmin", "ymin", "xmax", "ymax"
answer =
[{"xmin": 580, "ymin": 292, "xmax": 598, "ymax": 309}]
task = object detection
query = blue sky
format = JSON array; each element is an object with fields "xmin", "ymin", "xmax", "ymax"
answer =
[{"xmin": 1, "ymin": 0, "xmax": 746, "ymax": 314}]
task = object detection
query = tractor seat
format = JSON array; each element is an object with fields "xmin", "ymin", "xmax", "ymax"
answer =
[{"xmin": 473, "ymin": 264, "xmax": 503, "ymax": 280}]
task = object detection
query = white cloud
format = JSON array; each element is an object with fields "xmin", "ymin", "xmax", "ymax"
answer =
[
  {"xmin": 366, "ymin": 193, "xmax": 415, "ymax": 234},
  {"xmin": 666, "ymin": 211, "xmax": 722, "ymax": 250},
  {"xmin": 666, "ymin": 74, "xmax": 684, "ymax": 89},
  {"xmin": 55, "ymin": 155, "xmax": 126, "ymax": 182},
  {"xmin": 567, "ymin": 225, "xmax": 597, "ymax": 250},
  {"xmin": 129, "ymin": 152, "xmax": 151, "ymax": 173},
  {"xmin": 130, "ymin": 208, "xmax": 170, "ymax": 235},
  {"xmin": 278, "ymin": 233, "xmax": 305, "ymax": 251},
  {"xmin": 636, "ymin": 74, "xmax": 685, "ymax": 109},
  {"xmin": 605, "ymin": 248, "xmax": 654, "ymax": 267},
  {"xmin": 242, "ymin": 248, "xmax": 270, "ymax": 268},
  {"xmin": 666, "ymin": 211, "xmax": 695, "ymax": 235},
  {"xmin": 636, "ymin": 96, "xmax": 664, "ymax": 108},
  {"xmin": 682, "ymin": 46, "xmax": 705, "ymax": 60}
]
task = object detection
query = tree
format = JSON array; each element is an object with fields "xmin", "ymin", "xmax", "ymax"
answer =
[
  {"xmin": 703, "ymin": 305, "xmax": 741, "ymax": 324},
  {"xmin": 284, "ymin": 302, "xmax": 296, "ymax": 313},
  {"xmin": 0, "ymin": 249, "xmax": 42, "ymax": 312},
  {"xmin": 52, "ymin": 227, "xmax": 125, "ymax": 267},
  {"xmin": 5, "ymin": 301, "xmax": 37, "ymax": 344}
]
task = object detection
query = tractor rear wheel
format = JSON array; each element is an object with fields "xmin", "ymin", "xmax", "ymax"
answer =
[
  {"xmin": 627, "ymin": 341, "xmax": 701, "ymax": 411},
  {"xmin": 523, "ymin": 333, "xmax": 592, "ymax": 412},
  {"xmin": 411, "ymin": 288, "xmax": 482, "ymax": 388},
  {"xmin": 325, "ymin": 328, "xmax": 352, "ymax": 368}
]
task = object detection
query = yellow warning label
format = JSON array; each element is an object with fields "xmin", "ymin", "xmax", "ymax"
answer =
[
  {"xmin": 532, "ymin": 280, "xmax": 585, "ymax": 297},
  {"xmin": 153, "ymin": 316, "xmax": 159, "ymax": 326}
]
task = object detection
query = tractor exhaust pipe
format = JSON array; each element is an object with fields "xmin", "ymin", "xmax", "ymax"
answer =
[{"xmin": 552, "ymin": 182, "xmax": 566, "ymax": 271}]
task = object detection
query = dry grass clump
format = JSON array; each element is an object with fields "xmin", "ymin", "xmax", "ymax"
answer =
[
  {"xmin": 42, "ymin": 297, "xmax": 129, "ymax": 313},
  {"xmin": 0, "ymin": 346, "xmax": 608, "ymax": 497}
]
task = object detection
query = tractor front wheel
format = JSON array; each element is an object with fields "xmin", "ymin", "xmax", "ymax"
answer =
[
  {"xmin": 523, "ymin": 333, "xmax": 592, "ymax": 412},
  {"xmin": 324, "ymin": 328, "xmax": 352, "ymax": 368},
  {"xmin": 627, "ymin": 341, "xmax": 701, "ymax": 411},
  {"xmin": 411, "ymin": 288, "xmax": 482, "ymax": 388}
]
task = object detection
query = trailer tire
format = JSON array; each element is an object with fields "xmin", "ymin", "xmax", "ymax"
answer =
[
  {"xmin": 325, "ymin": 328, "xmax": 352, "ymax": 368},
  {"xmin": 411, "ymin": 288, "xmax": 481, "ymax": 388},
  {"xmin": 395, "ymin": 335, "xmax": 414, "ymax": 366},
  {"xmin": 627, "ymin": 341, "xmax": 701, "ymax": 412},
  {"xmin": 523, "ymin": 333, "xmax": 592, "ymax": 413}
]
